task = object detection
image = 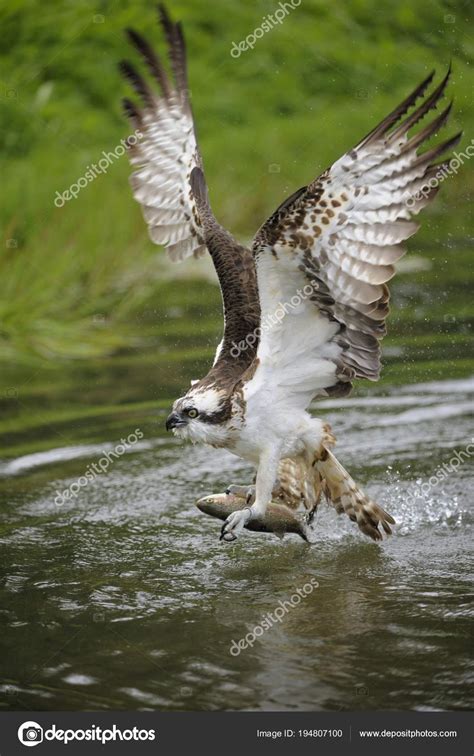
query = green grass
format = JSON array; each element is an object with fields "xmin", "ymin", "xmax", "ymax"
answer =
[{"xmin": 0, "ymin": 0, "xmax": 473, "ymax": 364}]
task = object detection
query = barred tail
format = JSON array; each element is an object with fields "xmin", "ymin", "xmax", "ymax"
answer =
[{"xmin": 314, "ymin": 448, "xmax": 395, "ymax": 541}]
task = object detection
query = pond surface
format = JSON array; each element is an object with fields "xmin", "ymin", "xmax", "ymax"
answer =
[{"xmin": 0, "ymin": 362, "xmax": 472, "ymax": 712}]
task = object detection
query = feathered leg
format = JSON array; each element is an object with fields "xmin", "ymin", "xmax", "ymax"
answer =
[{"xmin": 220, "ymin": 445, "xmax": 282, "ymax": 542}]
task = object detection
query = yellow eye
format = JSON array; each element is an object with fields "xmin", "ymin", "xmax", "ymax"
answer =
[{"xmin": 187, "ymin": 408, "xmax": 198, "ymax": 418}]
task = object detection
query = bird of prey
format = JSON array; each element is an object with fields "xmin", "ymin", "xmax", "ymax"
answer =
[{"xmin": 120, "ymin": 6, "xmax": 459, "ymax": 542}]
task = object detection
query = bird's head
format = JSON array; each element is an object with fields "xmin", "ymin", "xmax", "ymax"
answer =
[{"xmin": 165, "ymin": 384, "xmax": 231, "ymax": 446}]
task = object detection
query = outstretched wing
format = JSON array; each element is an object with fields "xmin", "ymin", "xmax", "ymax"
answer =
[
  {"xmin": 244, "ymin": 69, "xmax": 460, "ymax": 408},
  {"xmin": 120, "ymin": 7, "xmax": 260, "ymax": 374},
  {"xmin": 120, "ymin": 5, "xmax": 206, "ymax": 262}
]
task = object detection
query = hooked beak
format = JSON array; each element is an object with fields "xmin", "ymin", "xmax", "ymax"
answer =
[{"xmin": 165, "ymin": 412, "xmax": 186, "ymax": 431}]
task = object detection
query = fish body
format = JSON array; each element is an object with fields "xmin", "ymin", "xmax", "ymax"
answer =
[{"xmin": 196, "ymin": 493, "xmax": 311, "ymax": 542}]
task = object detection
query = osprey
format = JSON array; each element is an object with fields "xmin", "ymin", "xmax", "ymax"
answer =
[{"xmin": 121, "ymin": 6, "xmax": 459, "ymax": 542}]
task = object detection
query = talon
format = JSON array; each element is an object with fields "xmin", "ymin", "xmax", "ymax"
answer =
[
  {"xmin": 225, "ymin": 484, "xmax": 255, "ymax": 501},
  {"xmin": 307, "ymin": 503, "xmax": 318, "ymax": 525},
  {"xmin": 219, "ymin": 507, "xmax": 252, "ymax": 542},
  {"xmin": 220, "ymin": 530, "xmax": 237, "ymax": 542}
]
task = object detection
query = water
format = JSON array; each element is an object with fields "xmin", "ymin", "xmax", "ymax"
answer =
[{"xmin": 0, "ymin": 370, "xmax": 472, "ymax": 712}]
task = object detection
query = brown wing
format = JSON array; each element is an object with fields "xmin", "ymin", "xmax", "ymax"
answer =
[
  {"xmin": 249, "ymin": 68, "xmax": 460, "ymax": 402},
  {"xmin": 120, "ymin": 6, "xmax": 260, "ymax": 371}
]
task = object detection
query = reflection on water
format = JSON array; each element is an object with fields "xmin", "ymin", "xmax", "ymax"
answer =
[{"xmin": 0, "ymin": 376, "xmax": 472, "ymax": 711}]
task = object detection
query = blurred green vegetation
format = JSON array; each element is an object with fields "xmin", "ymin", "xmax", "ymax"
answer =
[{"xmin": 0, "ymin": 0, "xmax": 472, "ymax": 372}]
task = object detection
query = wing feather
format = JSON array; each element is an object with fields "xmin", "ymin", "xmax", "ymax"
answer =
[
  {"xmin": 120, "ymin": 10, "xmax": 207, "ymax": 262},
  {"xmin": 121, "ymin": 9, "xmax": 260, "ymax": 371},
  {"xmin": 245, "ymin": 69, "xmax": 458, "ymax": 406}
]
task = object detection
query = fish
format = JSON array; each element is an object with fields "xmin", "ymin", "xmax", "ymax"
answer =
[{"xmin": 196, "ymin": 492, "xmax": 312, "ymax": 542}]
